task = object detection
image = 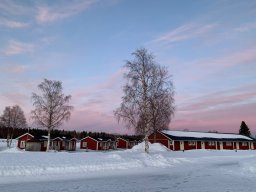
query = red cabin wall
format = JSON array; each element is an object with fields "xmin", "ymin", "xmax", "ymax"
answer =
[
  {"xmin": 197, "ymin": 141, "xmax": 202, "ymax": 149},
  {"xmin": 148, "ymin": 132, "xmax": 171, "ymax": 149},
  {"xmin": 222, "ymin": 142, "xmax": 234, "ymax": 150},
  {"xmin": 80, "ymin": 137, "xmax": 98, "ymax": 150},
  {"xmin": 217, "ymin": 142, "xmax": 220, "ymax": 150},
  {"xmin": 239, "ymin": 142, "xmax": 250, "ymax": 150},
  {"xmin": 98, "ymin": 142, "xmax": 109, "ymax": 150},
  {"xmin": 174, "ymin": 141, "xmax": 180, "ymax": 151},
  {"xmin": 253, "ymin": 143, "xmax": 256, "ymax": 150},
  {"xmin": 17, "ymin": 134, "xmax": 33, "ymax": 149},
  {"xmin": 41, "ymin": 142, "xmax": 47, "ymax": 151},
  {"xmin": 52, "ymin": 138, "xmax": 64, "ymax": 150},
  {"xmin": 205, "ymin": 142, "xmax": 217, "ymax": 150},
  {"xmin": 117, "ymin": 138, "xmax": 128, "ymax": 149},
  {"xmin": 184, "ymin": 141, "xmax": 197, "ymax": 150}
]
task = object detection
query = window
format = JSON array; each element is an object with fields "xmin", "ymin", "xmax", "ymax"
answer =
[
  {"xmin": 169, "ymin": 140, "xmax": 173, "ymax": 145},
  {"xmin": 208, "ymin": 141, "xmax": 215, "ymax": 146},
  {"xmin": 82, "ymin": 142, "xmax": 87, "ymax": 148},
  {"xmin": 242, "ymin": 142, "xmax": 247, "ymax": 146},
  {"xmin": 226, "ymin": 142, "xmax": 232, "ymax": 146},
  {"xmin": 188, "ymin": 141, "xmax": 195, "ymax": 146}
]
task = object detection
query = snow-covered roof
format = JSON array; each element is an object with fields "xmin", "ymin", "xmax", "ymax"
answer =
[
  {"xmin": 161, "ymin": 130, "xmax": 253, "ymax": 141},
  {"xmin": 15, "ymin": 133, "xmax": 34, "ymax": 140}
]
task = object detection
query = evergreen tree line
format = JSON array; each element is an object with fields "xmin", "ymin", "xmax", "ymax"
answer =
[{"xmin": 0, "ymin": 126, "xmax": 142, "ymax": 141}]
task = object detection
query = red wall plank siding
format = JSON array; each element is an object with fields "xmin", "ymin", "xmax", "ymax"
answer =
[
  {"xmin": 117, "ymin": 138, "xmax": 128, "ymax": 149},
  {"xmin": 197, "ymin": 141, "xmax": 202, "ymax": 149},
  {"xmin": 17, "ymin": 134, "xmax": 34, "ymax": 149},
  {"xmin": 222, "ymin": 142, "xmax": 234, "ymax": 150},
  {"xmin": 80, "ymin": 137, "xmax": 98, "ymax": 150},
  {"xmin": 184, "ymin": 141, "xmax": 197, "ymax": 150},
  {"xmin": 174, "ymin": 141, "xmax": 180, "ymax": 151},
  {"xmin": 149, "ymin": 132, "xmax": 170, "ymax": 149},
  {"xmin": 205, "ymin": 142, "xmax": 217, "ymax": 150},
  {"xmin": 239, "ymin": 142, "xmax": 250, "ymax": 150}
]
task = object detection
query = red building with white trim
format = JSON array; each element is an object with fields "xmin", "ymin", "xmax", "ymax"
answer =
[
  {"xmin": 149, "ymin": 130, "xmax": 255, "ymax": 151},
  {"xmin": 116, "ymin": 137, "xmax": 129, "ymax": 149},
  {"xmin": 80, "ymin": 136, "xmax": 114, "ymax": 151},
  {"xmin": 16, "ymin": 133, "xmax": 34, "ymax": 149}
]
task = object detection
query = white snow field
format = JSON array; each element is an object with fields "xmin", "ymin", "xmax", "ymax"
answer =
[{"xmin": 1, "ymin": 142, "xmax": 256, "ymax": 192}]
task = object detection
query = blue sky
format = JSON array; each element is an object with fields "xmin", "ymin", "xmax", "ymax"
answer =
[{"xmin": 0, "ymin": 0, "xmax": 256, "ymax": 135}]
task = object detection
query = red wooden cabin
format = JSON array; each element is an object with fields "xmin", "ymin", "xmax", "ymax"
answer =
[
  {"xmin": 26, "ymin": 137, "xmax": 48, "ymax": 151},
  {"xmin": 116, "ymin": 137, "xmax": 129, "ymax": 149},
  {"xmin": 51, "ymin": 136, "xmax": 77, "ymax": 151},
  {"xmin": 51, "ymin": 137, "xmax": 64, "ymax": 151},
  {"xmin": 149, "ymin": 130, "xmax": 255, "ymax": 151},
  {"xmin": 80, "ymin": 136, "xmax": 111, "ymax": 151},
  {"xmin": 25, "ymin": 135, "xmax": 77, "ymax": 151},
  {"xmin": 16, "ymin": 133, "xmax": 34, "ymax": 149}
]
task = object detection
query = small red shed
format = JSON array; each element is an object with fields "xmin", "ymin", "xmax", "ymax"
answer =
[
  {"xmin": 25, "ymin": 135, "xmax": 48, "ymax": 151},
  {"xmin": 80, "ymin": 136, "xmax": 111, "ymax": 151},
  {"xmin": 116, "ymin": 137, "xmax": 129, "ymax": 149},
  {"xmin": 51, "ymin": 137, "xmax": 64, "ymax": 151},
  {"xmin": 16, "ymin": 133, "xmax": 34, "ymax": 149}
]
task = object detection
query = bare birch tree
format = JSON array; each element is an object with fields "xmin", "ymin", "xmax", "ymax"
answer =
[
  {"xmin": 31, "ymin": 79, "xmax": 73, "ymax": 151},
  {"xmin": 114, "ymin": 48, "xmax": 175, "ymax": 153},
  {"xmin": 0, "ymin": 105, "xmax": 27, "ymax": 148}
]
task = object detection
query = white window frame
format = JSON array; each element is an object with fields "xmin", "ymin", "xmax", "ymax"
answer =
[
  {"xmin": 188, "ymin": 141, "xmax": 195, "ymax": 146},
  {"xmin": 208, "ymin": 141, "xmax": 215, "ymax": 146},
  {"xmin": 226, "ymin": 142, "xmax": 232, "ymax": 146},
  {"xmin": 169, "ymin": 140, "xmax": 173, "ymax": 145},
  {"xmin": 242, "ymin": 142, "xmax": 247, "ymax": 146},
  {"xmin": 82, "ymin": 142, "xmax": 87, "ymax": 148}
]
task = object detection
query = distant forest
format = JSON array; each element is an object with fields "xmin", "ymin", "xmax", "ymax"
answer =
[{"xmin": 0, "ymin": 127, "xmax": 142, "ymax": 140}]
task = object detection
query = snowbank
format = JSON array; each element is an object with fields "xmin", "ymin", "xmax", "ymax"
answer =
[
  {"xmin": 0, "ymin": 147, "xmax": 23, "ymax": 153},
  {"xmin": 130, "ymin": 141, "xmax": 169, "ymax": 152},
  {"xmin": 0, "ymin": 139, "xmax": 17, "ymax": 152},
  {"xmin": 0, "ymin": 143, "xmax": 256, "ymax": 186}
]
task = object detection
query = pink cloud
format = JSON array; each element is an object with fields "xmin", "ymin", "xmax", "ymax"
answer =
[
  {"xmin": 0, "ymin": 0, "xmax": 32, "ymax": 16},
  {"xmin": 36, "ymin": 0, "xmax": 96, "ymax": 23},
  {"xmin": 174, "ymin": 46, "xmax": 256, "ymax": 83},
  {"xmin": 0, "ymin": 18, "xmax": 29, "ymax": 28},
  {"xmin": 63, "ymin": 109, "xmax": 131, "ymax": 134},
  {"xmin": 235, "ymin": 21, "xmax": 256, "ymax": 32},
  {"xmin": 171, "ymin": 103, "xmax": 256, "ymax": 134},
  {"xmin": 64, "ymin": 69, "xmax": 127, "ymax": 133},
  {"xmin": 172, "ymin": 85, "xmax": 256, "ymax": 134},
  {"xmin": 178, "ymin": 84, "xmax": 256, "ymax": 112},
  {"xmin": 1, "ymin": 64, "xmax": 30, "ymax": 74},
  {"xmin": 198, "ymin": 47, "xmax": 256, "ymax": 68},
  {"xmin": 3, "ymin": 40, "xmax": 34, "ymax": 56},
  {"xmin": 150, "ymin": 22, "xmax": 217, "ymax": 45}
]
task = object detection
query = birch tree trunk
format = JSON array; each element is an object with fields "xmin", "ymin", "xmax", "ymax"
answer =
[
  {"xmin": 144, "ymin": 134, "xmax": 149, "ymax": 153},
  {"xmin": 46, "ymin": 130, "xmax": 51, "ymax": 151}
]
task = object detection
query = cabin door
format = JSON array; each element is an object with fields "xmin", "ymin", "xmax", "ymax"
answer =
[
  {"xmin": 220, "ymin": 142, "xmax": 223, "ymax": 150},
  {"xmin": 201, "ymin": 142, "xmax": 205, "ymax": 149},
  {"xmin": 20, "ymin": 141, "xmax": 25, "ymax": 148},
  {"xmin": 180, "ymin": 141, "xmax": 184, "ymax": 151},
  {"xmin": 250, "ymin": 143, "xmax": 254, "ymax": 150}
]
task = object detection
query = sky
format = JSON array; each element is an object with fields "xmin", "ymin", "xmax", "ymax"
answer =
[{"xmin": 0, "ymin": 0, "xmax": 255, "ymax": 135}]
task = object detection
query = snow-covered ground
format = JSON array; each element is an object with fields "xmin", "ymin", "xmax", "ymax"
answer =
[{"xmin": 1, "ymin": 142, "xmax": 256, "ymax": 191}]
